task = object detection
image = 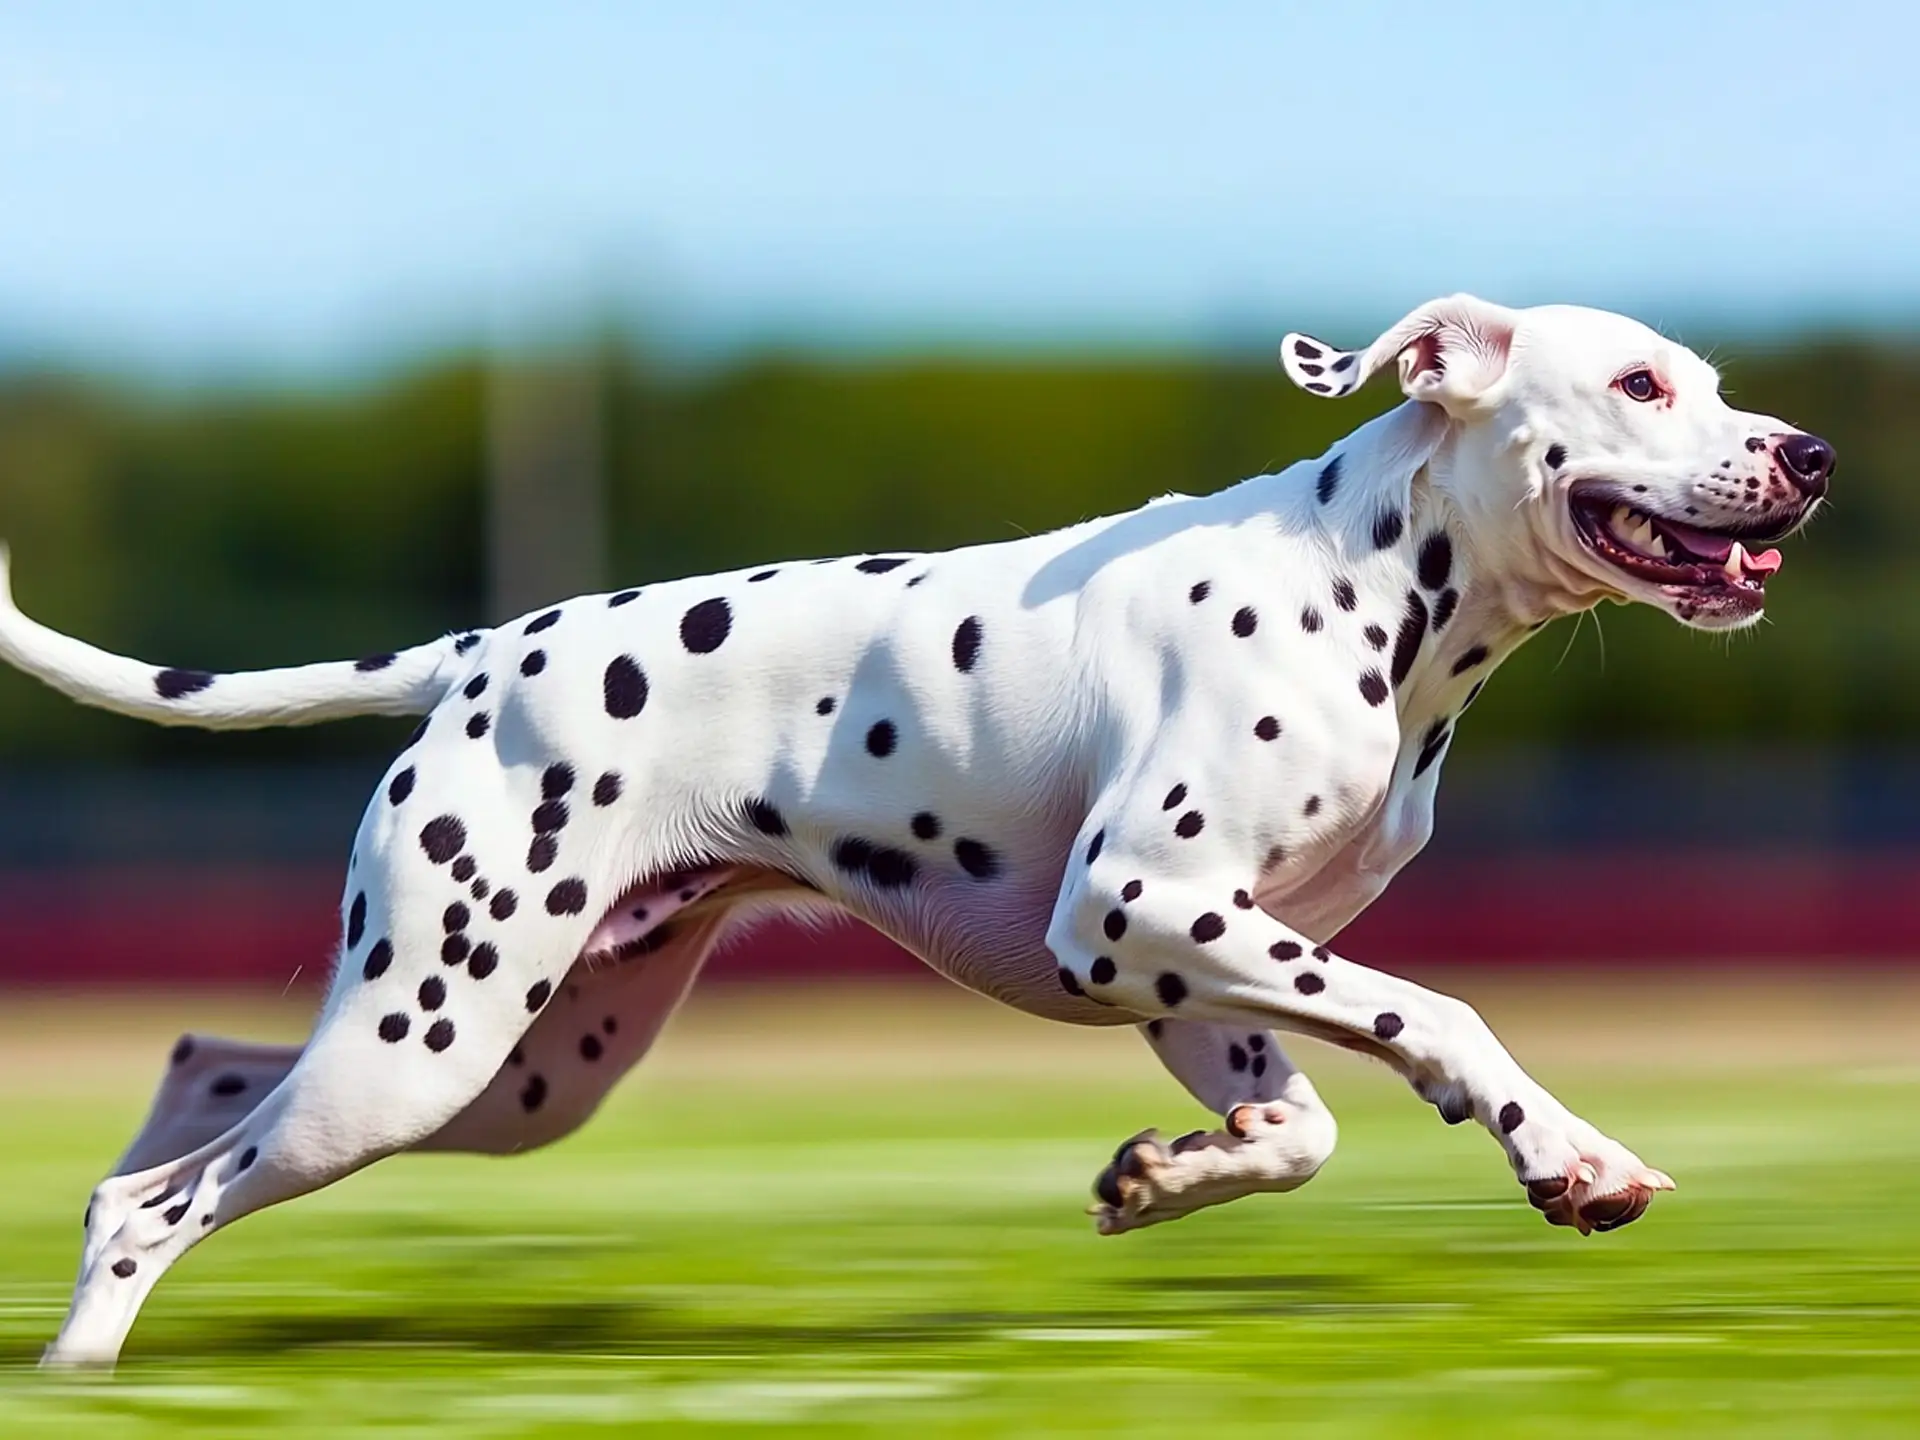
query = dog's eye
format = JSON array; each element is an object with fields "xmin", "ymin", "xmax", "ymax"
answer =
[{"xmin": 1617, "ymin": 369, "xmax": 1662, "ymax": 403}]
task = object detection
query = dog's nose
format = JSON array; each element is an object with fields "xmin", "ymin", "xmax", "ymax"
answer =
[{"xmin": 1775, "ymin": 432, "xmax": 1835, "ymax": 498}]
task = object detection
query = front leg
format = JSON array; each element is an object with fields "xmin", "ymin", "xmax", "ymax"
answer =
[
  {"xmin": 1092, "ymin": 1020, "xmax": 1338, "ymax": 1235},
  {"xmin": 1049, "ymin": 835, "xmax": 1673, "ymax": 1234}
]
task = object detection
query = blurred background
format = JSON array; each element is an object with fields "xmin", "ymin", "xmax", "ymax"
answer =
[
  {"xmin": 5, "ymin": 6, "xmax": 1920, "ymax": 1430},
  {"xmin": 3, "ymin": 0, "xmax": 1918, "ymax": 980}
]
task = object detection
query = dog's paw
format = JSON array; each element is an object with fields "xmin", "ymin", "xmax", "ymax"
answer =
[
  {"xmin": 1088, "ymin": 1100, "xmax": 1334, "ymax": 1236},
  {"xmin": 1507, "ymin": 1113, "xmax": 1674, "ymax": 1235}
]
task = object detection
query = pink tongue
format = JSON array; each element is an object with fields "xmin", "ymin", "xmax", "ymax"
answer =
[
  {"xmin": 1744, "ymin": 547, "xmax": 1783, "ymax": 575},
  {"xmin": 1652, "ymin": 517, "xmax": 1735, "ymax": 562}
]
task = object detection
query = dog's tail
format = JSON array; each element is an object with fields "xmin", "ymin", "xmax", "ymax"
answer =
[{"xmin": 0, "ymin": 544, "xmax": 473, "ymax": 728}]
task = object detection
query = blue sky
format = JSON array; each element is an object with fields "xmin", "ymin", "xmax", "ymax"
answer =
[{"xmin": 1, "ymin": 1, "xmax": 1914, "ymax": 374}]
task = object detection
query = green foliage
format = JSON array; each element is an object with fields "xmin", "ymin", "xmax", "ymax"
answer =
[{"xmin": 0, "ymin": 337, "xmax": 1911, "ymax": 760}]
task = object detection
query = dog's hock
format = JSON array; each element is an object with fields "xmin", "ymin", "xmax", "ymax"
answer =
[{"xmin": 1282, "ymin": 293, "xmax": 1516, "ymax": 418}]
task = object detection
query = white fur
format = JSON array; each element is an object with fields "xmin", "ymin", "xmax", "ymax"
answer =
[{"xmin": 0, "ymin": 296, "xmax": 1828, "ymax": 1367}]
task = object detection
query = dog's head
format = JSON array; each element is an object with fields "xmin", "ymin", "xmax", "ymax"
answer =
[{"xmin": 1283, "ymin": 295, "xmax": 1832, "ymax": 631}]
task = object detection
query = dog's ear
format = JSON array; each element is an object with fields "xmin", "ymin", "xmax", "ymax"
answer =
[{"xmin": 1281, "ymin": 294, "xmax": 1516, "ymax": 416}]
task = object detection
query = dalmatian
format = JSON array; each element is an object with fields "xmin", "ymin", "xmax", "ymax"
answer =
[{"xmin": 0, "ymin": 294, "xmax": 1833, "ymax": 1367}]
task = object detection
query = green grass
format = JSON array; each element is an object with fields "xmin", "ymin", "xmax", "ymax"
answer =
[{"xmin": 0, "ymin": 987, "xmax": 1916, "ymax": 1437}]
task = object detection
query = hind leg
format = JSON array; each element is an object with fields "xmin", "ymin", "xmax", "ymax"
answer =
[
  {"xmin": 1091, "ymin": 1021, "xmax": 1338, "ymax": 1234},
  {"xmin": 106, "ymin": 916, "xmax": 721, "ymax": 1178}
]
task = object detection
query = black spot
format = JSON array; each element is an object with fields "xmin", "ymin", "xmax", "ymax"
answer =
[
  {"xmin": 1233, "ymin": 889, "xmax": 1254, "ymax": 910},
  {"xmin": 610, "ymin": 588, "xmax": 642, "ymax": 605},
  {"xmin": 535, "ymin": 764, "xmax": 573, "ymax": 801},
  {"xmin": 1417, "ymin": 533, "xmax": 1454, "ymax": 590},
  {"xmin": 906, "ymin": 572, "xmax": 930, "ymax": 587},
  {"xmin": 424, "ymin": 1019, "xmax": 455, "ymax": 1052},
  {"xmin": 1300, "ymin": 606, "xmax": 1323, "ymax": 633},
  {"xmin": 1451, "ymin": 644, "xmax": 1490, "ymax": 675},
  {"xmin": 1374, "ymin": 1012, "xmax": 1405, "ymax": 1040},
  {"xmin": 468, "ymin": 943, "xmax": 499, "ymax": 980},
  {"xmin": 421, "ymin": 815, "xmax": 466, "ymax": 864},
  {"xmin": 387, "ymin": 767, "xmax": 416, "ymax": 806},
  {"xmin": 525, "ymin": 980, "xmax": 551, "ymax": 1013},
  {"xmin": 402, "ymin": 717, "xmax": 429, "ymax": 748},
  {"xmin": 238, "ymin": 1145, "xmax": 257, "ymax": 1171},
  {"xmin": 155, "ymin": 668, "xmax": 215, "ymax": 700},
  {"xmin": 1254, "ymin": 715, "xmax": 1281, "ymax": 741},
  {"xmin": 520, "ymin": 1075, "xmax": 548, "ymax": 1111},
  {"xmin": 170, "ymin": 1036, "xmax": 195, "ymax": 1066},
  {"xmin": 490, "ymin": 889, "xmax": 519, "ymax": 921},
  {"xmin": 1189, "ymin": 580, "xmax": 1211, "ymax": 604},
  {"xmin": 525, "ymin": 608, "xmax": 562, "ymax": 635},
  {"xmin": 1228, "ymin": 1043, "xmax": 1249, "ymax": 1072},
  {"xmin": 1294, "ymin": 971, "xmax": 1325, "ymax": 996},
  {"xmin": 378, "ymin": 1012, "xmax": 410, "ymax": 1043},
  {"xmin": 1293, "ymin": 338, "xmax": 1322, "ymax": 359},
  {"xmin": 1363, "ymin": 624, "xmax": 1388, "ymax": 650},
  {"xmin": 816, "ymin": 696, "xmax": 836, "ymax": 715},
  {"xmin": 461, "ymin": 711, "xmax": 489, "ymax": 740},
  {"xmin": 443, "ymin": 902, "xmax": 470, "ymax": 934},
  {"xmin": 832, "ymin": 837, "xmax": 875, "ymax": 874},
  {"xmin": 1120, "ymin": 879, "xmax": 1143, "ymax": 902},
  {"xmin": 419, "ymin": 975, "xmax": 447, "ymax": 1011},
  {"xmin": 856, "ymin": 556, "xmax": 910, "ymax": 574},
  {"xmin": 441, "ymin": 934, "xmax": 470, "ymax": 966},
  {"xmin": 1252, "ymin": 1054, "xmax": 1268, "ymax": 1078},
  {"xmin": 1414, "ymin": 721, "xmax": 1450, "ymax": 778},
  {"xmin": 1499, "ymin": 1101, "xmax": 1525, "ymax": 1134},
  {"xmin": 1163, "ymin": 783, "xmax": 1187, "ymax": 810},
  {"xmin": 346, "ymin": 892, "xmax": 367, "ymax": 947},
  {"xmin": 603, "ymin": 1015, "xmax": 618, "ymax": 1034},
  {"xmin": 1270, "ymin": 940, "xmax": 1301, "ymax": 960},
  {"xmin": 593, "ymin": 772, "xmax": 623, "ymax": 806},
  {"xmin": 581, "ymin": 1033, "xmax": 604, "ymax": 1061},
  {"xmin": 1103, "ymin": 909, "xmax": 1127, "ymax": 942},
  {"xmin": 603, "ymin": 655, "xmax": 648, "ymax": 718},
  {"xmin": 954, "ymin": 839, "xmax": 999, "ymax": 879},
  {"xmin": 210, "ymin": 1073, "xmax": 247, "ymax": 1098},
  {"xmin": 1089, "ymin": 957, "xmax": 1116, "ymax": 984},
  {"xmin": 952, "ymin": 616, "xmax": 984, "ymax": 673},
  {"xmin": 1174, "ymin": 810, "xmax": 1205, "ymax": 839},
  {"xmin": 1145, "ymin": 1018, "xmax": 1164, "ymax": 1040},
  {"xmin": 521, "ymin": 649, "xmax": 547, "ymax": 677},
  {"xmin": 680, "ymin": 597, "xmax": 733, "ymax": 653},
  {"xmin": 866, "ymin": 846, "xmax": 918, "ymax": 888},
  {"xmin": 911, "ymin": 811, "xmax": 942, "ymax": 840},
  {"xmin": 532, "ymin": 800, "xmax": 570, "ymax": 834},
  {"xmin": 470, "ymin": 877, "xmax": 489, "ymax": 900},
  {"xmin": 112, "ymin": 1258, "xmax": 138, "ymax": 1279},
  {"xmin": 1316, "ymin": 456, "xmax": 1342, "ymax": 504},
  {"xmin": 1391, "ymin": 590, "xmax": 1429, "ymax": 686},
  {"xmin": 865, "ymin": 720, "xmax": 898, "ymax": 757},
  {"xmin": 546, "ymin": 878, "xmax": 589, "ymax": 915},
  {"xmin": 1311, "ymin": 945, "xmax": 1330, "ymax": 961},
  {"xmin": 527, "ymin": 835, "xmax": 557, "ymax": 872},
  {"xmin": 1359, "ymin": 669, "xmax": 1390, "ymax": 706},
  {"xmin": 356, "ymin": 652, "xmax": 396, "ymax": 673},
  {"xmin": 1746, "ymin": 436, "xmax": 1768, "ymax": 454},
  {"xmin": 1545, "ymin": 443, "xmax": 1568, "ymax": 469},
  {"xmin": 1190, "ymin": 912, "xmax": 1226, "ymax": 943},
  {"xmin": 1431, "ymin": 587, "xmax": 1459, "ymax": 632},
  {"xmin": 1372, "ymin": 509, "xmax": 1404, "ymax": 550},
  {"xmin": 1248, "ymin": 1034, "xmax": 1265, "ymax": 1052},
  {"xmin": 363, "ymin": 939, "xmax": 393, "ymax": 980},
  {"xmin": 1332, "ymin": 578, "xmax": 1357, "ymax": 611},
  {"xmin": 1057, "ymin": 967, "xmax": 1086, "ymax": 998},
  {"xmin": 746, "ymin": 798, "xmax": 788, "ymax": 836},
  {"xmin": 1086, "ymin": 829, "xmax": 1105, "ymax": 865},
  {"xmin": 1155, "ymin": 972, "xmax": 1189, "ymax": 1006},
  {"xmin": 164, "ymin": 1201, "xmax": 190, "ymax": 1225}
]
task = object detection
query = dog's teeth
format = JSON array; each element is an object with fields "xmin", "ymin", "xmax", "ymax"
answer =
[{"xmin": 1724, "ymin": 541, "xmax": 1748, "ymax": 580}]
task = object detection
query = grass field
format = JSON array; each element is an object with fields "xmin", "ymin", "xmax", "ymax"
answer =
[{"xmin": 0, "ymin": 972, "xmax": 1916, "ymax": 1437}]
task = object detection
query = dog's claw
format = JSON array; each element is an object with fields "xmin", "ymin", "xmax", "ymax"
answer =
[{"xmin": 1523, "ymin": 1156, "xmax": 1672, "ymax": 1235}]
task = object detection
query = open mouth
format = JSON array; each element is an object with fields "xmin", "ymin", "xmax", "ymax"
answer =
[{"xmin": 1569, "ymin": 489, "xmax": 1790, "ymax": 612}]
